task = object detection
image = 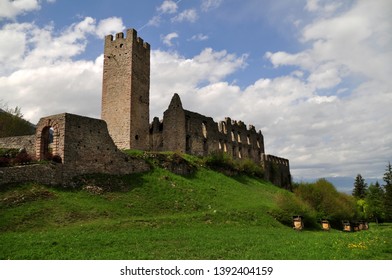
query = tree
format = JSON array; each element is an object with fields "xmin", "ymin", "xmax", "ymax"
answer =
[
  {"xmin": 352, "ymin": 174, "xmax": 368, "ymax": 199},
  {"xmin": 365, "ymin": 181, "xmax": 385, "ymax": 224},
  {"xmin": 0, "ymin": 104, "xmax": 35, "ymax": 137},
  {"xmin": 383, "ymin": 162, "xmax": 392, "ymax": 221}
]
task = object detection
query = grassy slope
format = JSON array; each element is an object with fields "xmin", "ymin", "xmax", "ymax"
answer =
[{"xmin": 1, "ymin": 166, "xmax": 391, "ymax": 260}]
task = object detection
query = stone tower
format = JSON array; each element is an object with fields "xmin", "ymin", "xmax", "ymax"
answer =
[{"xmin": 101, "ymin": 29, "xmax": 150, "ymax": 150}]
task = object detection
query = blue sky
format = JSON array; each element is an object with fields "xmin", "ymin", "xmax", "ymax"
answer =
[{"xmin": 1, "ymin": 0, "xmax": 391, "ymax": 190}]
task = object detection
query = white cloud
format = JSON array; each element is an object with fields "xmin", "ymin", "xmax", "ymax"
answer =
[
  {"xmin": 0, "ymin": 0, "xmax": 40, "ymax": 19},
  {"xmin": 188, "ymin": 33, "xmax": 209, "ymax": 41},
  {"xmin": 201, "ymin": 0, "xmax": 223, "ymax": 12},
  {"xmin": 0, "ymin": 0, "xmax": 56, "ymax": 20},
  {"xmin": 161, "ymin": 32, "xmax": 179, "ymax": 46},
  {"xmin": 171, "ymin": 9, "xmax": 198, "ymax": 23},
  {"xmin": 157, "ymin": 0, "xmax": 178, "ymax": 14},
  {"xmin": 0, "ymin": 16, "xmax": 123, "ymax": 122},
  {"xmin": 305, "ymin": 0, "xmax": 342, "ymax": 14},
  {"xmin": 146, "ymin": 15, "xmax": 161, "ymax": 27},
  {"xmin": 95, "ymin": 17, "xmax": 125, "ymax": 38}
]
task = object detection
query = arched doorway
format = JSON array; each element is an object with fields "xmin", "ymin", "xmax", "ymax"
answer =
[{"xmin": 36, "ymin": 120, "xmax": 61, "ymax": 162}]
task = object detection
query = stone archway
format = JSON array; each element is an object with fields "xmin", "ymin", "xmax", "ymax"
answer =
[{"xmin": 35, "ymin": 119, "xmax": 61, "ymax": 162}]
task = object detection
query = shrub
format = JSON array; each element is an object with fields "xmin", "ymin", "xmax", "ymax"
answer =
[
  {"xmin": 13, "ymin": 150, "xmax": 32, "ymax": 165},
  {"xmin": 270, "ymin": 192, "xmax": 318, "ymax": 228},
  {"xmin": 0, "ymin": 156, "xmax": 11, "ymax": 167},
  {"xmin": 294, "ymin": 179, "xmax": 358, "ymax": 228},
  {"xmin": 237, "ymin": 159, "xmax": 264, "ymax": 178},
  {"xmin": 205, "ymin": 152, "xmax": 235, "ymax": 171}
]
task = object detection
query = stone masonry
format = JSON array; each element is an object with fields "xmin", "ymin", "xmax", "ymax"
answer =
[{"xmin": 101, "ymin": 29, "xmax": 150, "ymax": 150}]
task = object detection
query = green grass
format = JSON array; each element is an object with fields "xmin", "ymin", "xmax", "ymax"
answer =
[{"xmin": 1, "ymin": 165, "xmax": 391, "ymax": 260}]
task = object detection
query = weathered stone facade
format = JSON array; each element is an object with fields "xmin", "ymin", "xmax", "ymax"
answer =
[
  {"xmin": 101, "ymin": 29, "xmax": 150, "ymax": 150},
  {"xmin": 0, "ymin": 113, "xmax": 149, "ymax": 186},
  {"xmin": 0, "ymin": 135, "xmax": 35, "ymax": 155}
]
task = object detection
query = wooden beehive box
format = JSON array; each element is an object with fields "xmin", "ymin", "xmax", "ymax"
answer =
[
  {"xmin": 321, "ymin": 219, "xmax": 330, "ymax": 231},
  {"xmin": 293, "ymin": 215, "xmax": 304, "ymax": 230},
  {"xmin": 342, "ymin": 220, "xmax": 351, "ymax": 232}
]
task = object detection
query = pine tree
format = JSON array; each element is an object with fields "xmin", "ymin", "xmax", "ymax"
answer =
[
  {"xmin": 352, "ymin": 174, "xmax": 367, "ymax": 199},
  {"xmin": 383, "ymin": 162, "xmax": 392, "ymax": 221},
  {"xmin": 366, "ymin": 181, "xmax": 385, "ymax": 223}
]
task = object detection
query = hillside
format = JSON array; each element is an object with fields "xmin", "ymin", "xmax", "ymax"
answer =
[
  {"xmin": 0, "ymin": 155, "xmax": 391, "ymax": 259},
  {"xmin": 0, "ymin": 110, "xmax": 35, "ymax": 138}
]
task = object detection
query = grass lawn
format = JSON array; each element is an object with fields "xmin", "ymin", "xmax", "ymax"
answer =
[{"xmin": 1, "ymin": 167, "xmax": 391, "ymax": 260}]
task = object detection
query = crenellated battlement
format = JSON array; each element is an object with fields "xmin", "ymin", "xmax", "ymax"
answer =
[
  {"xmin": 104, "ymin": 28, "xmax": 150, "ymax": 52},
  {"xmin": 263, "ymin": 154, "xmax": 290, "ymax": 167}
]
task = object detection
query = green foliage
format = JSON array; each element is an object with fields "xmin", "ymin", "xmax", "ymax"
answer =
[
  {"xmin": 293, "ymin": 179, "xmax": 357, "ymax": 228},
  {"xmin": 204, "ymin": 151, "xmax": 236, "ymax": 171},
  {"xmin": 0, "ymin": 106, "xmax": 35, "ymax": 137},
  {"xmin": 1, "ymin": 167, "xmax": 392, "ymax": 259},
  {"xmin": 270, "ymin": 191, "xmax": 318, "ymax": 228},
  {"xmin": 366, "ymin": 182, "xmax": 385, "ymax": 223},
  {"xmin": 383, "ymin": 162, "xmax": 392, "ymax": 221},
  {"xmin": 204, "ymin": 152, "xmax": 264, "ymax": 178},
  {"xmin": 352, "ymin": 174, "xmax": 368, "ymax": 199}
]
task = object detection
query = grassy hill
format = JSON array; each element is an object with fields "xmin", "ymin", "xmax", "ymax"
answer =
[
  {"xmin": 0, "ymin": 109, "xmax": 35, "ymax": 138},
  {"xmin": 0, "ymin": 154, "xmax": 391, "ymax": 259}
]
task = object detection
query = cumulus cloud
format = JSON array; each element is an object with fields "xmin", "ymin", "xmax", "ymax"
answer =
[
  {"xmin": 188, "ymin": 33, "xmax": 209, "ymax": 41},
  {"xmin": 0, "ymin": 16, "xmax": 125, "ymax": 122},
  {"xmin": 201, "ymin": 0, "xmax": 223, "ymax": 12},
  {"xmin": 161, "ymin": 32, "xmax": 179, "ymax": 46},
  {"xmin": 157, "ymin": 0, "xmax": 178, "ymax": 14},
  {"xmin": 171, "ymin": 9, "xmax": 198, "ymax": 23},
  {"xmin": 95, "ymin": 17, "xmax": 125, "ymax": 38},
  {"xmin": 0, "ymin": 0, "xmax": 40, "ymax": 19}
]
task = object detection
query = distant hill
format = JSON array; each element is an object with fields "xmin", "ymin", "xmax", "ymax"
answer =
[{"xmin": 0, "ymin": 109, "xmax": 36, "ymax": 138}]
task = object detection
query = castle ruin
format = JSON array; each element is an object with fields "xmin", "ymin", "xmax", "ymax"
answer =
[{"xmin": 0, "ymin": 28, "xmax": 291, "ymax": 189}]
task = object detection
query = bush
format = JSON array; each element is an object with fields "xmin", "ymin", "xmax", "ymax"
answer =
[
  {"xmin": 237, "ymin": 159, "xmax": 264, "ymax": 178},
  {"xmin": 205, "ymin": 152, "xmax": 264, "ymax": 178},
  {"xmin": 294, "ymin": 179, "xmax": 358, "ymax": 228},
  {"xmin": 0, "ymin": 148, "xmax": 33, "ymax": 167},
  {"xmin": 270, "ymin": 192, "xmax": 318, "ymax": 228},
  {"xmin": 12, "ymin": 150, "xmax": 32, "ymax": 165},
  {"xmin": 205, "ymin": 152, "xmax": 236, "ymax": 171}
]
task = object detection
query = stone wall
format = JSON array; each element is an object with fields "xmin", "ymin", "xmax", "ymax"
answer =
[
  {"xmin": 262, "ymin": 154, "xmax": 291, "ymax": 190},
  {"xmin": 148, "ymin": 93, "xmax": 291, "ymax": 189},
  {"xmin": 101, "ymin": 28, "xmax": 150, "ymax": 150},
  {"xmin": 1, "ymin": 113, "xmax": 150, "ymax": 186},
  {"xmin": 0, "ymin": 164, "xmax": 64, "ymax": 186},
  {"xmin": 0, "ymin": 135, "xmax": 35, "ymax": 155},
  {"xmin": 152, "ymin": 94, "xmax": 265, "ymax": 162}
]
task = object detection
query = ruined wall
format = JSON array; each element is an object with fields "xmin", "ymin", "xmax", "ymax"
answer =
[
  {"xmin": 0, "ymin": 135, "xmax": 35, "ymax": 155},
  {"xmin": 149, "ymin": 117, "xmax": 164, "ymax": 151},
  {"xmin": 153, "ymin": 94, "xmax": 265, "ymax": 161},
  {"xmin": 262, "ymin": 154, "xmax": 291, "ymax": 190},
  {"xmin": 0, "ymin": 164, "xmax": 64, "ymax": 186},
  {"xmin": 101, "ymin": 28, "xmax": 150, "ymax": 150},
  {"xmin": 1, "ymin": 113, "xmax": 150, "ymax": 186},
  {"xmin": 162, "ymin": 93, "xmax": 187, "ymax": 153}
]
